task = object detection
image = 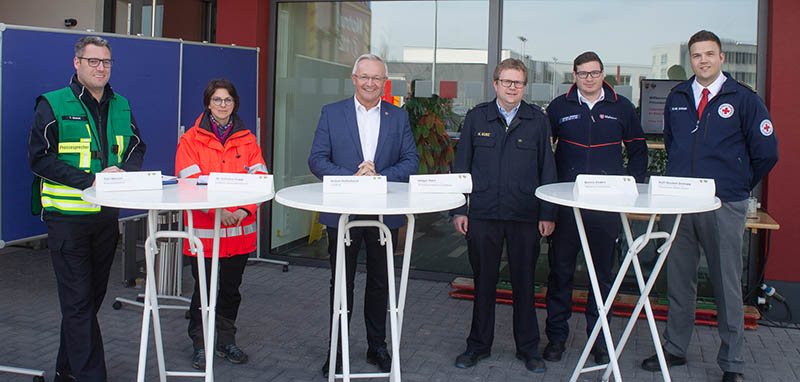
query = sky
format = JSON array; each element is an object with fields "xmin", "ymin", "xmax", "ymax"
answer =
[{"xmin": 370, "ymin": 0, "xmax": 758, "ymax": 65}]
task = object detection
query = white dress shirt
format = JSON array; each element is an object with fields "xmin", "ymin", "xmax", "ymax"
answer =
[
  {"xmin": 692, "ymin": 72, "xmax": 727, "ymax": 108},
  {"xmin": 578, "ymin": 88, "xmax": 605, "ymax": 110},
  {"xmin": 354, "ymin": 95, "xmax": 381, "ymax": 162}
]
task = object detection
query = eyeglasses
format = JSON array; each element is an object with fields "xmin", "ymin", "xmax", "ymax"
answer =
[
  {"xmin": 576, "ymin": 70, "xmax": 603, "ymax": 79},
  {"xmin": 353, "ymin": 74, "xmax": 386, "ymax": 83},
  {"xmin": 77, "ymin": 57, "xmax": 113, "ymax": 68},
  {"xmin": 211, "ymin": 97, "xmax": 234, "ymax": 106},
  {"xmin": 496, "ymin": 79, "xmax": 526, "ymax": 89}
]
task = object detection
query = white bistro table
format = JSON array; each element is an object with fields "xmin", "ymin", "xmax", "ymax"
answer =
[
  {"xmin": 275, "ymin": 182, "xmax": 465, "ymax": 382},
  {"xmin": 83, "ymin": 179, "xmax": 273, "ymax": 382},
  {"xmin": 535, "ymin": 183, "xmax": 721, "ymax": 382}
]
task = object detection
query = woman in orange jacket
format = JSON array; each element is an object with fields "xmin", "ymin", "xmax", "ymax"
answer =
[{"xmin": 175, "ymin": 78, "xmax": 268, "ymax": 370}]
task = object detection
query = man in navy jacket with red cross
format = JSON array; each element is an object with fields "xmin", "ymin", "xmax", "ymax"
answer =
[
  {"xmin": 641, "ymin": 30, "xmax": 778, "ymax": 382},
  {"xmin": 543, "ymin": 51, "xmax": 647, "ymax": 365}
]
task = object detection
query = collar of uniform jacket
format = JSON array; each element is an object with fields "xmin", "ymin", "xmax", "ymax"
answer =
[
  {"xmin": 485, "ymin": 98, "xmax": 537, "ymax": 127},
  {"xmin": 674, "ymin": 71, "xmax": 740, "ymax": 99},
  {"xmin": 69, "ymin": 74, "xmax": 115, "ymax": 104},
  {"xmin": 564, "ymin": 81, "xmax": 619, "ymax": 105}
]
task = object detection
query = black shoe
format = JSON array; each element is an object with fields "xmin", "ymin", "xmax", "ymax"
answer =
[
  {"xmin": 641, "ymin": 352, "xmax": 687, "ymax": 371},
  {"xmin": 321, "ymin": 354, "xmax": 342, "ymax": 378},
  {"xmin": 366, "ymin": 347, "xmax": 392, "ymax": 372},
  {"xmin": 722, "ymin": 372, "xmax": 744, "ymax": 382},
  {"xmin": 191, "ymin": 348, "xmax": 206, "ymax": 370},
  {"xmin": 454, "ymin": 350, "xmax": 490, "ymax": 368},
  {"xmin": 215, "ymin": 343, "xmax": 249, "ymax": 364},
  {"xmin": 543, "ymin": 341, "xmax": 566, "ymax": 362},
  {"xmin": 516, "ymin": 352, "xmax": 546, "ymax": 373},
  {"xmin": 592, "ymin": 344, "xmax": 610, "ymax": 364},
  {"xmin": 54, "ymin": 372, "xmax": 77, "ymax": 382}
]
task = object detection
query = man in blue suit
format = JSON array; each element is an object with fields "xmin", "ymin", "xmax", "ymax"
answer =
[{"xmin": 309, "ymin": 53, "xmax": 419, "ymax": 377}]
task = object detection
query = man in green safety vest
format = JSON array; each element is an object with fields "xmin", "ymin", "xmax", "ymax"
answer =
[{"xmin": 27, "ymin": 35, "xmax": 146, "ymax": 382}]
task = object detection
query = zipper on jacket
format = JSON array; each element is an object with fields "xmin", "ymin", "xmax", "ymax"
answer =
[
  {"xmin": 738, "ymin": 157, "xmax": 748, "ymax": 188},
  {"xmin": 587, "ymin": 112, "xmax": 595, "ymax": 174},
  {"xmin": 691, "ymin": 120, "xmax": 699, "ymax": 177}
]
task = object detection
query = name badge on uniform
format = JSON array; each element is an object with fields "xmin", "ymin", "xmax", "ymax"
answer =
[
  {"xmin": 323, "ymin": 176, "xmax": 387, "ymax": 194},
  {"xmin": 208, "ymin": 173, "xmax": 274, "ymax": 194},
  {"xmin": 409, "ymin": 174, "xmax": 472, "ymax": 193},
  {"xmin": 96, "ymin": 171, "xmax": 162, "ymax": 192},
  {"xmin": 58, "ymin": 142, "xmax": 90, "ymax": 153}
]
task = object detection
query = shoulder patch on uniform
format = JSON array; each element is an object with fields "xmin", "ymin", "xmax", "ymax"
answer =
[
  {"xmin": 759, "ymin": 119, "xmax": 774, "ymax": 136},
  {"xmin": 718, "ymin": 103, "xmax": 734, "ymax": 118}
]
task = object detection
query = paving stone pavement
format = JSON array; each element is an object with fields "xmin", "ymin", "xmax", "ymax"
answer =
[{"xmin": 1, "ymin": 245, "xmax": 799, "ymax": 382}]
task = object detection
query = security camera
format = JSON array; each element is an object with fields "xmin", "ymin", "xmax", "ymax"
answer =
[{"xmin": 64, "ymin": 18, "xmax": 77, "ymax": 28}]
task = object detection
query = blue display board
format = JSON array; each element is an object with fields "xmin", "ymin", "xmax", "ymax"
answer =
[
  {"xmin": 0, "ymin": 25, "xmax": 258, "ymax": 245},
  {"xmin": 180, "ymin": 43, "xmax": 258, "ymax": 134}
]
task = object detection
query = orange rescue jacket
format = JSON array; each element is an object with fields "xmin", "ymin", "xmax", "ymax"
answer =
[{"xmin": 175, "ymin": 112, "xmax": 268, "ymax": 257}]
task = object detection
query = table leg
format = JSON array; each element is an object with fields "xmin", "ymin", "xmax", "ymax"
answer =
[
  {"xmin": 568, "ymin": 207, "xmax": 622, "ymax": 382},
  {"xmin": 329, "ymin": 214, "xmax": 350, "ymax": 382},
  {"xmin": 201, "ymin": 209, "xmax": 224, "ymax": 382},
  {"xmin": 601, "ymin": 214, "xmax": 683, "ymax": 382},
  {"xmin": 396, "ymin": 214, "xmax": 415, "ymax": 339},
  {"xmin": 137, "ymin": 209, "xmax": 168, "ymax": 382},
  {"xmin": 380, "ymin": 222, "xmax": 401, "ymax": 382}
]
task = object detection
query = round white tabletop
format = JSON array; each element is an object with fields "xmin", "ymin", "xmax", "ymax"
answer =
[
  {"xmin": 82, "ymin": 178, "xmax": 274, "ymax": 210},
  {"xmin": 275, "ymin": 182, "xmax": 465, "ymax": 215},
  {"xmin": 536, "ymin": 182, "xmax": 721, "ymax": 214}
]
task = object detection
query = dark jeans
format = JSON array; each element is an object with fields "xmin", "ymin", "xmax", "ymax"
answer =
[
  {"xmin": 188, "ymin": 253, "xmax": 249, "ymax": 350},
  {"xmin": 545, "ymin": 206, "xmax": 619, "ymax": 344},
  {"xmin": 465, "ymin": 218, "xmax": 542, "ymax": 358},
  {"xmin": 48, "ymin": 218, "xmax": 119, "ymax": 382},
  {"xmin": 327, "ymin": 225, "xmax": 398, "ymax": 352}
]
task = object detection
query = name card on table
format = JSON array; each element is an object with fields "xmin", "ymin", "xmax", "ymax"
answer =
[
  {"xmin": 573, "ymin": 174, "xmax": 638, "ymax": 197},
  {"xmin": 96, "ymin": 171, "xmax": 162, "ymax": 192},
  {"xmin": 323, "ymin": 176, "xmax": 387, "ymax": 194},
  {"xmin": 648, "ymin": 176, "xmax": 715, "ymax": 198},
  {"xmin": 409, "ymin": 173, "xmax": 472, "ymax": 193},
  {"xmin": 207, "ymin": 173, "xmax": 274, "ymax": 193}
]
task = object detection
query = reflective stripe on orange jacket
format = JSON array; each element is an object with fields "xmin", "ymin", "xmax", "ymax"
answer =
[{"xmin": 175, "ymin": 112, "xmax": 268, "ymax": 258}]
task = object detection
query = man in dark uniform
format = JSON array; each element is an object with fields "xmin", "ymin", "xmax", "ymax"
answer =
[
  {"xmin": 641, "ymin": 30, "xmax": 778, "ymax": 382},
  {"xmin": 542, "ymin": 51, "xmax": 647, "ymax": 364},
  {"xmin": 28, "ymin": 36, "xmax": 146, "ymax": 382},
  {"xmin": 452, "ymin": 58, "xmax": 557, "ymax": 373}
]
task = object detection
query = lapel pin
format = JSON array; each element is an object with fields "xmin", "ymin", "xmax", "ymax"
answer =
[{"xmin": 385, "ymin": 111, "xmax": 389, "ymax": 116}]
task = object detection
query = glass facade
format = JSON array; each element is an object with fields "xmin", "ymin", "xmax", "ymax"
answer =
[{"xmin": 269, "ymin": 0, "xmax": 761, "ymax": 297}]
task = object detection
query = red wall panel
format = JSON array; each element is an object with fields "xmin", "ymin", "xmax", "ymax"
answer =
[{"xmin": 764, "ymin": 0, "xmax": 800, "ymax": 281}]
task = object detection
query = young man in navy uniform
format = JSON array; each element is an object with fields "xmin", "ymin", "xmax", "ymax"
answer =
[
  {"xmin": 542, "ymin": 51, "xmax": 647, "ymax": 364},
  {"xmin": 452, "ymin": 58, "xmax": 557, "ymax": 373},
  {"xmin": 640, "ymin": 30, "xmax": 778, "ymax": 382}
]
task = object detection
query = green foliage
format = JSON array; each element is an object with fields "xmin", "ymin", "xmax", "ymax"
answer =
[{"xmin": 403, "ymin": 86, "xmax": 456, "ymax": 174}]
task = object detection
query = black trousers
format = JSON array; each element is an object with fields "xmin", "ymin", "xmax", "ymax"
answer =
[
  {"xmin": 465, "ymin": 218, "xmax": 542, "ymax": 358},
  {"xmin": 545, "ymin": 206, "xmax": 619, "ymax": 343},
  {"xmin": 188, "ymin": 253, "xmax": 249, "ymax": 350},
  {"xmin": 47, "ymin": 219, "xmax": 119, "ymax": 382},
  {"xmin": 327, "ymin": 225, "xmax": 397, "ymax": 352}
]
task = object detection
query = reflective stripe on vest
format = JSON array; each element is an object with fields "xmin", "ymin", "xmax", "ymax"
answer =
[
  {"xmin": 40, "ymin": 182, "xmax": 100, "ymax": 212},
  {"xmin": 189, "ymin": 222, "xmax": 257, "ymax": 239}
]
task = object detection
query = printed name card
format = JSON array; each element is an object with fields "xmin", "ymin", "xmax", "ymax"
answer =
[
  {"xmin": 648, "ymin": 176, "xmax": 715, "ymax": 198},
  {"xmin": 323, "ymin": 176, "xmax": 387, "ymax": 194},
  {"xmin": 573, "ymin": 174, "xmax": 638, "ymax": 197},
  {"xmin": 409, "ymin": 173, "xmax": 472, "ymax": 193},
  {"xmin": 207, "ymin": 173, "xmax": 274, "ymax": 194},
  {"xmin": 96, "ymin": 171, "xmax": 162, "ymax": 192}
]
